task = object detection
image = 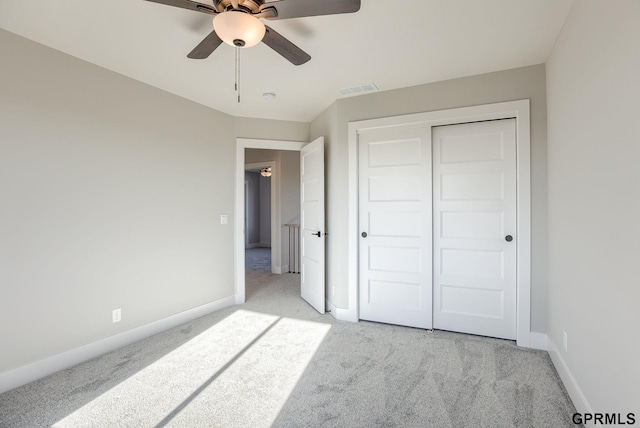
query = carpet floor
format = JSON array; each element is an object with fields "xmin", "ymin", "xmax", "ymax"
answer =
[
  {"xmin": 245, "ymin": 248, "xmax": 272, "ymax": 273},
  {"xmin": 0, "ymin": 268, "xmax": 577, "ymax": 427}
]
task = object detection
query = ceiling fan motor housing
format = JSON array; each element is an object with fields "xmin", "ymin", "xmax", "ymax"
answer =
[{"xmin": 213, "ymin": 0, "xmax": 263, "ymax": 14}]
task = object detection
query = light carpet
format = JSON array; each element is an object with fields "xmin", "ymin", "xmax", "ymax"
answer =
[{"xmin": 0, "ymin": 270, "xmax": 577, "ymax": 427}]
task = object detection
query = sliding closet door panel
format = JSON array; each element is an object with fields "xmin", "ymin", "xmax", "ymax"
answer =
[
  {"xmin": 432, "ymin": 119, "xmax": 517, "ymax": 340},
  {"xmin": 358, "ymin": 125, "xmax": 432, "ymax": 329}
]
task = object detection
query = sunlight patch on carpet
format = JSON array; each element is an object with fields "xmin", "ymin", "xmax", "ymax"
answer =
[{"xmin": 53, "ymin": 310, "xmax": 330, "ymax": 427}]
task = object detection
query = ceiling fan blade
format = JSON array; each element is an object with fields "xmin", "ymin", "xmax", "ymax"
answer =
[
  {"xmin": 262, "ymin": 25, "xmax": 311, "ymax": 66},
  {"xmin": 263, "ymin": 0, "xmax": 360, "ymax": 20},
  {"xmin": 187, "ymin": 31, "xmax": 224, "ymax": 59},
  {"xmin": 143, "ymin": 0, "xmax": 217, "ymax": 15}
]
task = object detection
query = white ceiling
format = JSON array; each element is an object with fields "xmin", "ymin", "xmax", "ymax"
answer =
[{"xmin": 0, "ymin": 0, "xmax": 573, "ymax": 122}]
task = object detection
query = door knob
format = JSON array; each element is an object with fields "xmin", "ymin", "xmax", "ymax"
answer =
[
  {"xmin": 313, "ymin": 231, "xmax": 322, "ymax": 237},
  {"xmin": 361, "ymin": 232, "xmax": 367, "ymax": 238},
  {"xmin": 505, "ymin": 235, "xmax": 513, "ymax": 242}
]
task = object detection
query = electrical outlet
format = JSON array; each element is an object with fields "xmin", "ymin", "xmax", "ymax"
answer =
[
  {"xmin": 112, "ymin": 308, "xmax": 122, "ymax": 323},
  {"xmin": 331, "ymin": 285, "xmax": 335, "ymax": 297},
  {"xmin": 563, "ymin": 331, "xmax": 568, "ymax": 352}
]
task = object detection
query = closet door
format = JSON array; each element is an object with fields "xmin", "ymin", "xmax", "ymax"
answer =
[
  {"xmin": 432, "ymin": 119, "xmax": 517, "ymax": 340},
  {"xmin": 358, "ymin": 124, "xmax": 432, "ymax": 329}
]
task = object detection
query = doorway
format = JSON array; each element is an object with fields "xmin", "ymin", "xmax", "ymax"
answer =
[
  {"xmin": 234, "ymin": 139, "xmax": 306, "ymax": 305},
  {"xmin": 244, "ymin": 161, "xmax": 275, "ymax": 275}
]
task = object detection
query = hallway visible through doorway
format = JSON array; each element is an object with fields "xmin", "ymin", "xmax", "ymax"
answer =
[{"xmin": 245, "ymin": 248, "xmax": 271, "ymax": 273}]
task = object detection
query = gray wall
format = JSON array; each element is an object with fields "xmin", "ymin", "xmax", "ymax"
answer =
[
  {"xmin": 259, "ymin": 175, "xmax": 272, "ymax": 246},
  {"xmin": 244, "ymin": 171, "xmax": 271, "ymax": 247},
  {"xmin": 244, "ymin": 172, "xmax": 260, "ymax": 246},
  {"xmin": 546, "ymin": 1, "xmax": 640, "ymax": 412},
  {"xmin": 0, "ymin": 30, "xmax": 307, "ymax": 375},
  {"xmin": 277, "ymin": 151, "xmax": 302, "ymax": 232},
  {"xmin": 0, "ymin": 30, "xmax": 236, "ymax": 373},
  {"xmin": 234, "ymin": 117, "xmax": 309, "ymax": 142},
  {"xmin": 311, "ymin": 64, "xmax": 549, "ymax": 333}
]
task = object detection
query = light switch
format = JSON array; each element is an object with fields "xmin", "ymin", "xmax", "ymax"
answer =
[{"xmin": 220, "ymin": 214, "xmax": 229, "ymax": 225}]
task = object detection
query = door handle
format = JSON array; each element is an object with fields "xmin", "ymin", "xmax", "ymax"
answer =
[
  {"xmin": 312, "ymin": 231, "xmax": 322, "ymax": 237},
  {"xmin": 505, "ymin": 235, "xmax": 513, "ymax": 242},
  {"xmin": 361, "ymin": 232, "xmax": 367, "ymax": 238}
]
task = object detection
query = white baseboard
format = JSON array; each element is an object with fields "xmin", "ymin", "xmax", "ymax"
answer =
[
  {"xmin": 327, "ymin": 300, "xmax": 358, "ymax": 322},
  {"xmin": 529, "ymin": 332, "xmax": 548, "ymax": 350},
  {"xmin": 235, "ymin": 293, "xmax": 245, "ymax": 305},
  {"xmin": 274, "ymin": 264, "xmax": 296, "ymax": 274},
  {"xmin": 547, "ymin": 337, "xmax": 593, "ymax": 416},
  {"xmin": 326, "ymin": 300, "xmax": 336, "ymax": 317},
  {"xmin": 246, "ymin": 243, "xmax": 271, "ymax": 249},
  {"xmin": 0, "ymin": 295, "xmax": 236, "ymax": 395}
]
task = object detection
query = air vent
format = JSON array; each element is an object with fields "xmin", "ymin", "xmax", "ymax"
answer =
[{"xmin": 338, "ymin": 83, "xmax": 378, "ymax": 97}]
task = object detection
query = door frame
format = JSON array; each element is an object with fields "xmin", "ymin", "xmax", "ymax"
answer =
[
  {"xmin": 235, "ymin": 138, "xmax": 306, "ymax": 304},
  {"xmin": 347, "ymin": 100, "xmax": 532, "ymax": 347}
]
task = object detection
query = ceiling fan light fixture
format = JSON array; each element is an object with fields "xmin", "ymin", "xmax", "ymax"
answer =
[
  {"xmin": 213, "ymin": 11, "xmax": 265, "ymax": 48},
  {"xmin": 260, "ymin": 167, "xmax": 272, "ymax": 177}
]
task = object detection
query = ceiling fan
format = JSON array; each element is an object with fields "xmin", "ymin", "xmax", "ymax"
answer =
[{"xmin": 144, "ymin": 0, "xmax": 361, "ymax": 65}]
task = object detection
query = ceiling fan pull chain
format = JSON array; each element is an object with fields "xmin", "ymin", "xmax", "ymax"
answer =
[{"xmin": 235, "ymin": 46, "xmax": 241, "ymax": 103}]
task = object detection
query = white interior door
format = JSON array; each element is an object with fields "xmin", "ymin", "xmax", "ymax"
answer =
[
  {"xmin": 358, "ymin": 125, "xmax": 432, "ymax": 329},
  {"xmin": 432, "ymin": 119, "xmax": 517, "ymax": 340},
  {"xmin": 300, "ymin": 137, "xmax": 325, "ymax": 314}
]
